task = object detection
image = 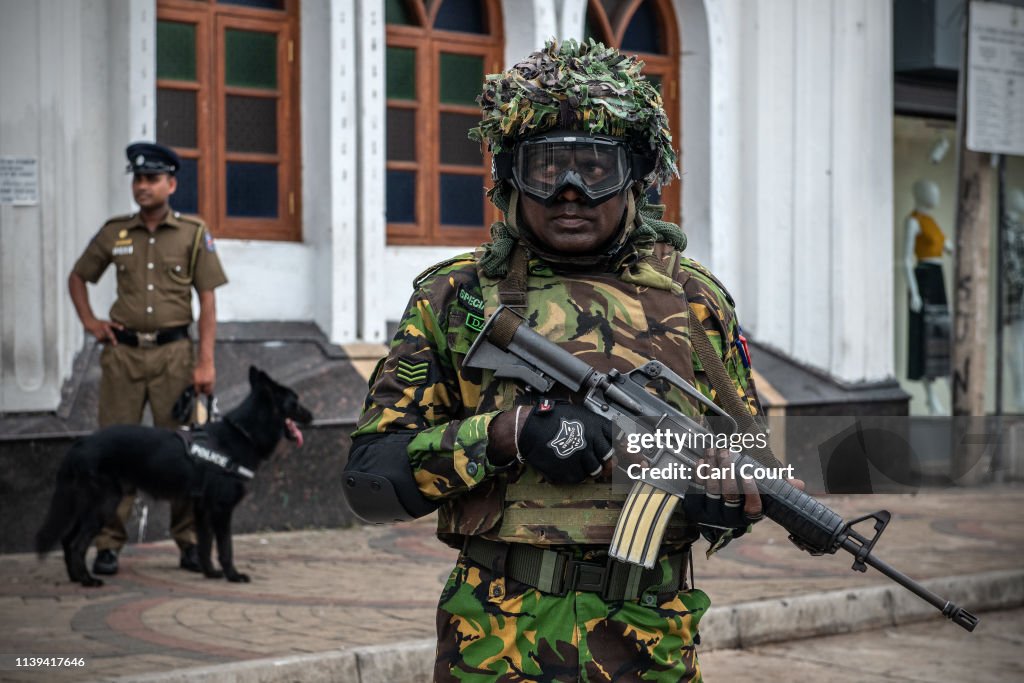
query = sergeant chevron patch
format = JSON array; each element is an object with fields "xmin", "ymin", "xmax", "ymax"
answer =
[{"xmin": 396, "ymin": 357, "xmax": 429, "ymax": 385}]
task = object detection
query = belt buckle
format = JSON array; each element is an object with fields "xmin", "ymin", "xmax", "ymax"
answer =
[
  {"xmin": 566, "ymin": 559, "xmax": 608, "ymax": 595},
  {"xmin": 137, "ymin": 331, "xmax": 158, "ymax": 347}
]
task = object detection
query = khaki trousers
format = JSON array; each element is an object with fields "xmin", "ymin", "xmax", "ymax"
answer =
[{"xmin": 94, "ymin": 338, "xmax": 196, "ymax": 552}]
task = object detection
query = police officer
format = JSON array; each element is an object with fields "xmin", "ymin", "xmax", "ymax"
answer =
[
  {"xmin": 68, "ymin": 142, "xmax": 228, "ymax": 576},
  {"xmin": 345, "ymin": 40, "xmax": 804, "ymax": 681}
]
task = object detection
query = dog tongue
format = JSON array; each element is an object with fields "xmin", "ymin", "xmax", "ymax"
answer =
[{"xmin": 286, "ymin": 418, "xmax": 304, "ymax": 447}]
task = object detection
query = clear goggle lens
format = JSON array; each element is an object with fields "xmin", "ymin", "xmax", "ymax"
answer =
[{"xmin": 513, "ymin": 135, "xmax": 631, "ymax": 205}]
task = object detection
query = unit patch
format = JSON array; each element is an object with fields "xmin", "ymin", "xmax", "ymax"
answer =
[
  {"xmin": 466, "ymin": 313, "xmax": 485, "ymax": 333},
  {"xmin": 205, "ymin": 231, "xmax": 216, "ymax": 252},
  {"xmin": 736, "ymin": 326, "xmax": 751, "ymax": 369},
  {"xmin": 396, "ymin": 357, "xmax": 429, "ymax": 385},
  {"xmin": 457, "ymin": 285, "xmax": 485, "ymax": 315}
]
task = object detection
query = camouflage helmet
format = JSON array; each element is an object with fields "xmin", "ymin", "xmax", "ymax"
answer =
[{"xmin": 469, "ymin": 38, "xmax": 678, "ymax": 189}]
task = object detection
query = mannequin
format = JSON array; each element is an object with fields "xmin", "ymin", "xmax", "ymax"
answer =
[
  {"xmin": 904, "ymin": 179, "xmax": 951, "ymax": 414},
  {"xmin": 1003, "ymin": 187, "xmax": 1024, "ymax": 407}
]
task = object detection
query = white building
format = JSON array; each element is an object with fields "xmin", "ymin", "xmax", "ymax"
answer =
[{"xmin": 0, "ymin": 0, "xmax": 899, "ymax": 415}]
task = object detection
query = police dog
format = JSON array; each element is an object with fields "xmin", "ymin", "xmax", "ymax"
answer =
[{"xmin": 36, "ymin": 367, "xmax": 313, "ymax": 587}]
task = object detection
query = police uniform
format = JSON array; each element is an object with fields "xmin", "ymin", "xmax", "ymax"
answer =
[{"xmin": 72, "ymin": 143, "xmax": 228, "ymax": 554}]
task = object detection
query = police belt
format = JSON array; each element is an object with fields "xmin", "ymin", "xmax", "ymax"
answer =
[
  {"xmin": 462, "ymin": 537, "xmax": 689, "ymax": 602},
  {"xmin": 114, "ymin": 325, "xmax": 189, "ymax": 347}
]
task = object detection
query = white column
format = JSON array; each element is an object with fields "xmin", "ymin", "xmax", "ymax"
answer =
[
  {"xmin": 676, "ymin": 0, "xmax": 712, "ymax": 266},
  {"xmin": 556, "ymin": 0, "xmax": 587, "ymax": 42},
  {"xmin": 752, "ymin": 0, "xmax": 796, "ymax": 351},
  {"xmin": 311, "ymin": 0, "xmax": 360, "ymax": 343},
  {"xmin": 503, "ymin": 0, "xmax": 557, "ymax": 65},
  {"xmin": 355, "ymin": 0, "xmax": 387, "ymax": 343},
  {"xmin": 790, "ymin": 0, "xmax": 834, "ymax": 372},
  {"xmin": 829, "ymin": 0, "xmax": 894, "ymax": 382}
]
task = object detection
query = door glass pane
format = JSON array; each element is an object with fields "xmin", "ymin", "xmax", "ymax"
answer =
[
  {"xmin": 173, "ymin": 158, "xmax": 199, "ymax": 214},
  {"xmin": 226, "ymin": 29, "xmax": 278, "ymax": 89},
  {"xmin": 157, "ymin": 21, "xmax": 196, "ymax": 81},
  {"xmin": 622, "ymin": 0, "xmax": 664, "ymax": 54},
  {"xmin": 440, "ymin": 173, "xmax": 483, "ymax": 226},
  {"xmin": 440, "ymin": 112, "xmax": 481, "ymax": 165},
  {"xmin": 227, "ymin": 162, "xmax": 278, "ymax": 217},
  {"xmin": 434, "ymin": 0, "xmax": 485, "ymax": 33},
  {"xmin": 387, "ymin": 47, "xmax": 416, "ymax": 100},
  {"xmin": 386, "ymin": 0, "xmax": 415, "ymax": 25},
  {"xmin": 227, "ymin": 95, "xmax": 278, "ymax": 153},
  {"xmin": 157, "ymin": 88, "xmax": 197, "ymax": 148},
  {"xmin": 440, "ymin": 53, "xmax": 483, "ymax": 106},
  {"xmin": 387, "ymin": 108, "xmax": 416, "ymax": 161},
  {"xmin": 217, "ymin": 0, "xmax": 285, "ymax": 8},
  {"xmin": 386, "ymin": 170, "xmax": 416, "ymax": 223}
]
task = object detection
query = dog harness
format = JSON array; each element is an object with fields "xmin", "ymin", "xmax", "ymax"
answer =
[{"xmin": 175, "ymin": 430, "xmax": 254, "ymax": 480}]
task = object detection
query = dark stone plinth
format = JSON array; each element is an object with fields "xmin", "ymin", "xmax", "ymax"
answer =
[
  {"xmin": 0, "ymin": 322, "xmax": 370, "ymax": 554},
  {"xmin": 0, "ymin": 424, "xmax": 358, "ymax": 554}
]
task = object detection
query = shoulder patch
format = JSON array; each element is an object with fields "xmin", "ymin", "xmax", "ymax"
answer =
[
  {"xmin": 413, "ymin": 252, "xmax": 477, "ymax": 289},
  {"xmin": 396, "ymin": 357, "xmax": 430, "ymax": 385},
  {"xmin": 456, "ymin": 284, "xmax": 485, "ymax": 315},
  {"xmin": 679, "ymin": 257, "xmax": 736, "ymax": 307}
]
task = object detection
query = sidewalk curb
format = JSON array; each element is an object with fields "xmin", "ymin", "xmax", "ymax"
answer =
[{"xmin": 101, "ymin": 569, "xmax": 1024, "ymax": 683}]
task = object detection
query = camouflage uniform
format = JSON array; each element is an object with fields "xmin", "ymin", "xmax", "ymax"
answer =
[
  {"xmin": 351, "ymin": 39, "xmax": 761, "ymax": 681},
  {"xmin": 352, "ymin": 239, "xmax": 759, "ymax": 681}
]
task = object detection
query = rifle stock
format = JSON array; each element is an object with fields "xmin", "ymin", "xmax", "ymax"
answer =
[{"xmin": 463, "ymin": 306, "xmax": 978, "ymax": 632}]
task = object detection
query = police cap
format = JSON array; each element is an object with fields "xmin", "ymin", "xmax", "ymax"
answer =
[{"xmin": 125, "ymin": 142, "xmax": 180, "ymax": 176}]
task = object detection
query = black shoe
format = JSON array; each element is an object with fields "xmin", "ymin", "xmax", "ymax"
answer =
[
  {"xmin": 179, "ymin": 544, "xmax": 202, "ymax": 572},
  {"xmin": 93, "ymin": 549, "xmax": 119, "ymax": 575}
]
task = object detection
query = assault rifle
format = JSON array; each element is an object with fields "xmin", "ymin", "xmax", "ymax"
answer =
[{"xmin": 463, "ymin": 306, "xmax": 978, "ymax": 631}]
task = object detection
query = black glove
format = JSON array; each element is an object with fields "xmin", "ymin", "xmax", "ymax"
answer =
[
  {"xmin": 516, "ymin": 400, "xmax": 614, "ymax": 485},
  {"xmin": 682, "ymin": 450, "xmax": 764, "ymax": 544}
]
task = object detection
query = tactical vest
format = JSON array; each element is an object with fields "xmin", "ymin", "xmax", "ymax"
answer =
[{"xmin": 435, "ymin": 242, "xmax": 706, "ymax": 548}]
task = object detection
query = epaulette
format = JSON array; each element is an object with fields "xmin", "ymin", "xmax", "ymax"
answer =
[
  {"xmin": 102, "ymin": 214, "xmax": 135, "ymax": 227},
  {"xmin": 413, "ymin": 252, "xmax": 476, "ymax": 289},
  {"xmin": 174, "ymin": 212, "xmax": 205, "ymax": 227},
  {"xmin": 678, "ymin": 257, "xmax": 735, "ymax": 307}
]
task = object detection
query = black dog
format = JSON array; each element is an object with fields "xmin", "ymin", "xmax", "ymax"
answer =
[{"xmin": 36, "ymin": 367, "xmax": 313, "ymax": 587}]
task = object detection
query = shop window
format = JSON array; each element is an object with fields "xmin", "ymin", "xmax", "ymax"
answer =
[
  {"xmin": 586, "ymin": 0, "xmax": 680, "ymax": 224},
  {"xmin": 156, "ymin": 0, "xmax": 301, "ymax": 241},
  {"xmin": 385, "ymin": 0, "xmax": 503, "ymax": 246}
]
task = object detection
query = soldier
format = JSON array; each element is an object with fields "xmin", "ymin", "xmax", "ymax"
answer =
[
  {"xmin": 347, "ymin": 40, "xmax": 786, "ymax": 680},
  {"xmin": 68, "ymin": 142, "xmax": 228, "ymax": 576}
]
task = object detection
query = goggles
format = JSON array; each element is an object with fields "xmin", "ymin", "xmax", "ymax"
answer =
[{"xmin": 496, "ymin": 133, "xmax": 649, "ymax": 207}]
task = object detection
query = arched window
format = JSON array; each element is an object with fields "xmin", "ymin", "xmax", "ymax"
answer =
[
  {"xmin": 586, "ymin": 0, "xmax": 680, "ymax": 225},
  {"xmin": 385, "ymin": 0, "xmax": 503, "ymax": 246}
]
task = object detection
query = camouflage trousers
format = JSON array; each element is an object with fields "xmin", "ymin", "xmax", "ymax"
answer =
[{"xmin": 434, "ymin": 555, "xmax": 709, "ymax": 682}]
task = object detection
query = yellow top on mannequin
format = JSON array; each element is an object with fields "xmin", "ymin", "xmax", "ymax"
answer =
[{"xmin": 912, "ymin": 210, "xmax": 945, "ymax": 260}]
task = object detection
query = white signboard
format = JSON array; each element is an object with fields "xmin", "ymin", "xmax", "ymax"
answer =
[
  {"xmin": 967, "ymin": 2, "xmax": 1024, "ymax": 155},
  {"xmin": 0, "ymin": 157, "xmax": 39, "ymax": 205}
]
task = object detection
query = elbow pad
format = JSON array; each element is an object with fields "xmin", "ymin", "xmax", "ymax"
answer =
[{"xmin": 343, "ymin": 433, "xmax": 440, "ymax": 523}]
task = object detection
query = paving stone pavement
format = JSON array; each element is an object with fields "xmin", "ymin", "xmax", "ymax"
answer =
[
  {"xmin": 699, "ymin": 607, "xmax": 1024, "ymax": 682},
  {"xmin": 0, "ymin": 486, "xmax": 1022, "ymax": 682}
]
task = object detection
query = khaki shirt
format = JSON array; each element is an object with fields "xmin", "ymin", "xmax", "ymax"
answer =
[{"xmin": 73, "ymin": 211, "xmax": 228, "ymax": 331}]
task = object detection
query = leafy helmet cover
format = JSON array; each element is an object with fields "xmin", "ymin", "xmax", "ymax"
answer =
[{"xmin": 469, "ymin": 38, "xmax": 679, "ymax": 189}]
